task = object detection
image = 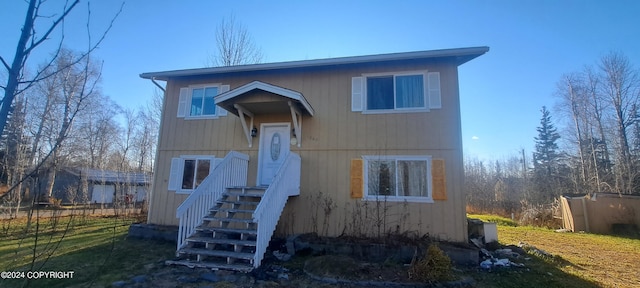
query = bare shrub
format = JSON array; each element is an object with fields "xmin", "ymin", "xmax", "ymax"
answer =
[{"xmin": 519, "ymin": 199, "xmax": 562, "ymax": 228}]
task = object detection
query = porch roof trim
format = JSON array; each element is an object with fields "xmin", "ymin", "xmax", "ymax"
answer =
[{"xmin": 215, "ymin": 81, "xmax": 315, "ymax": 116}]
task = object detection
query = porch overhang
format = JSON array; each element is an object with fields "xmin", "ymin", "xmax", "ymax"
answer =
[
  {"xmin": 215, "ymin": 81, "xmax": 314, "ymax": 117},
  {"xmin": 215, "ymin": 81, "xmax": 314, "ymax": 147}
]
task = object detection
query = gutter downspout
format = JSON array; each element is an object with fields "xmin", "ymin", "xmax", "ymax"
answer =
[{"xmin": 151, "ymin": 77, "xmax": 165, "ymax": 92}]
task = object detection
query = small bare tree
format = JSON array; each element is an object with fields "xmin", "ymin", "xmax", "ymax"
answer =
[
  {"xmin": 208, "ymin": 15, "xmax": 263, "ymax": 67},
  {"xmin": 0, "ymin": 0, "xmax": 123, "ymax": 137}
]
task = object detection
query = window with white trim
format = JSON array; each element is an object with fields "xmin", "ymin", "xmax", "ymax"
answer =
[
  {"xmin": 177, "ymin": 84, "xmax": 229, "ymax": 119},
  {"xmin": 363, "ymin": 155, "xmax": 432, "ymax": 202},
  {"xmin": 367, "ymin": 74, "xmax": 425, "ymax": 110},
  {"xmin": 190, "ymin": 86, "xmax": 218, "ymax": 116},
  {"xmin": 168, "ymin": 155, "xmax": 218, "ymax": 193},
  {"xmin": 351, "ymin": 71, "xmax": 440, "ymax": 113}
]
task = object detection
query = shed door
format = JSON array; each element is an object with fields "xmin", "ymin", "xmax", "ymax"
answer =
[
  {"xmin": 257, "ymin": 123, "xmax": 290, "ymax": 186},
  {"xmin": 91, "ymin": 184, "xmax": 115, "ymax": 203}
]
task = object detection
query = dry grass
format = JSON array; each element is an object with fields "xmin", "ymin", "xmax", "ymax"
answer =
[
  {"xmin": 499, "ymin": 226, "xmax": 640, "ymax": 287},
  {"xmin": 471, "ymin": 214, "xmax": 640, "ymax": 288}
]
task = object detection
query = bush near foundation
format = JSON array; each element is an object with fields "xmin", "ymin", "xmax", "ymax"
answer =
[{"xmin": 408, "ymin": 243, "xmax": 453, "ymax": 282}]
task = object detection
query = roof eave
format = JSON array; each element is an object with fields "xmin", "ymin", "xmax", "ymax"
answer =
[{"xmin": 140, "ymin": 46, "xmax": 489, "ymax": 81}]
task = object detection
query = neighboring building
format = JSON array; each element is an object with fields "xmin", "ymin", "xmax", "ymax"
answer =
[
  {"xmin": 47, "ymin": 168, "xmax": 151, "ymax": 204},
  {"xmin": 140, "ymin": 46, "xmax": 488, "ymax": 270}
]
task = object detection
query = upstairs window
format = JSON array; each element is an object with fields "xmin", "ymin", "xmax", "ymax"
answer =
[
  {"xmin": 352, "ymin": 71, "xmax": 440, "ymax": 113},
  {"xmin": 177, "ymin": 84, "xmax": 229, "ymax": 119},
  {"xmin": 367, "ymin": 74, "xmax": 425, "ymax": 110},
  {"xmin": 190, "ymin": 87, "xmax": 218, "ymax": 116}
]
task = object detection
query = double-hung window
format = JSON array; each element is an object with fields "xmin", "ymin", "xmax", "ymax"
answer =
[
  {"xmin": 363, "ymin": 155, "xmax": 433, "ymax": 202},
  {"xmin": 177, "ymin": 84, "xmax": 229, "ymax": 119},
  {"xmin": 168, "ymin": 155, "xmax": 217, "ymax": 193}
]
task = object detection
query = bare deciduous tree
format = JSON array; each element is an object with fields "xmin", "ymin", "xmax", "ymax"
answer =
[
  {"xmin": 37, "ymin": 48, "xmax": 103, "ymax": 198},
  {"xmin": 0, "ymin": 0, "xmax": 123, "ymax": 137},
  {"xmin": 599, "ymin": 52, "xmax": 640, "ymax": 193},
  {"xmin": 132, "ymin": 90, "xmax": 162, "ymax": 173},
  {"xmin": 74, "ymin": 94, "xmax": 121, "ymax": 169},
  {"xmin": 551, "ymin": 52, "xmax": 640, "ymax": 196},
  {"xmin": 208, "ymin": 15, "xmax": 263, "ymax": 67}
]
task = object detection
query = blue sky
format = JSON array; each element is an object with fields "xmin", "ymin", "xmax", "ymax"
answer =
[{"xmin": 1, "ymin": 0, "xmax": 639, "ymax": 161}]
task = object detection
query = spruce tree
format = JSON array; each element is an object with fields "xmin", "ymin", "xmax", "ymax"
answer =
[{"xmin": 532, "ymin": 106, "xmax": 561, "ymax": 203}]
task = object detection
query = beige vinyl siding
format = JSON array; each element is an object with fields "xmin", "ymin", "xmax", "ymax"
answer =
[{"xmin": 147, "ymin": 60, "xmax": 467, "ymax": 242}]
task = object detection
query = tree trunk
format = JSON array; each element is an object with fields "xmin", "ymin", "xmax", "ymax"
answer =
[{"xmin": 0, "ymin": 0, "xmax": 37, "ymax": 136}]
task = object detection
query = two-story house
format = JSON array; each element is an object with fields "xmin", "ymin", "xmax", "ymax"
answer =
[{"xmin": 140, "ymin": 46, "xmax": 489, "ymax": 271}]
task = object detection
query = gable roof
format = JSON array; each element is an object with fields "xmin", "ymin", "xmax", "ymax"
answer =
[
  {"xmin": 140, "ymin": 46, "xmax": 489, "ymax": 81},
  {"xmin": 215, "ymin": 81, "xmax": 314, "ymax": 116},
  {"xmin": 64, "ymin": 168, "xmax": 151, "ymax": 185}
]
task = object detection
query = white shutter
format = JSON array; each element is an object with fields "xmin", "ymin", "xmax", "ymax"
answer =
[
  {"xmin": 168, "ymin": 157, "xmax": 183, "ymax": 191},
  {"xmin": 351, "ymin": 77, "xmax": 364, "ymax": 112},
  {"xmin": 177, "ymin": 87, "xmax": 189, "ymax": 117},
  {"xmin": 217, "ymin": 85, "xmax": 230, "ymax": 116},
  {"xmin": 428, "ymin": 72, "xmax": 441, "ymax": 109}
]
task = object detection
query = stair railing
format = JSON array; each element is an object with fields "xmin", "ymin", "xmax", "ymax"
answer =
[
  {"xmin": 176, "ymin": 151, "xmax": 249, "ymax": 252},
  {"xmin": 252, "ymin": 152, "xmax": 300, "ymax": 267}
]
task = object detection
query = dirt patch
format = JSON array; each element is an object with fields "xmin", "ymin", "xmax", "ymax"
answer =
[{"xmin": 305, "ymin": 255, "xmax": 411, "ymax": 283}]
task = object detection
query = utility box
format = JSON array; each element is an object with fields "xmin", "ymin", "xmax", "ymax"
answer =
[{"xmin": 483, "ymin": 222, "xmax": 498, "ymax": 243}]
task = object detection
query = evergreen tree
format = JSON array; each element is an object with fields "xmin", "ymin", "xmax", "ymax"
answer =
[{"xmin": 532, "ymin": 106, "xmax": 561, "ymax": 203}]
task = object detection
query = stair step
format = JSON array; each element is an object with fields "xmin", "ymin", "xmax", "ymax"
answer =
[
  {"xmin": 196, "ymin": 226, "xmax": 258, "ymax": 235},
  {"xmin": 166, "ymin": 259, "xmax": 253, "ymax": 272},
  {"xmin": 187, "ymin": 237, "xmax": 256, "ymax": 247},
  {"xmin": 203, "ymin": 216, "xmax": 254, "ymax": 223},
  {"xmin": 227, "ymin": 186, "xmax": 268, "ymax": 191},
  {"xmin": 180, "ymin": 248, "xmax": 254, "ymax": 260},
  {"xmin": 224, "ymin": 191, "xmax": 264, "ymax": 198},
  {"xmin": 218, "ymin": 199, "xmax": 259, "ymax": 206},
  {"xmin": 186, "ymin": 237, "xmax": 257, "ymax": 246},
  {"xmin": 210, "ymin": 208, "xmax": 254, "ymax": 214}
]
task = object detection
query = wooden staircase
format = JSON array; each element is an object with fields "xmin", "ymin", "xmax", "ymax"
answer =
[{"xmin": 168, "ymin": 187, "xmax": 266, "ymax": 272}]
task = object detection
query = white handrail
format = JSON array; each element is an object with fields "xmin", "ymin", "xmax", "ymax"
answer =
[
  {"xmin": 176, "ymin": 151, "xmax": 249, "ymax": 252},
  {"xmin": 252, "ymin": 152, "xmax": 300, "ymax": 267}
]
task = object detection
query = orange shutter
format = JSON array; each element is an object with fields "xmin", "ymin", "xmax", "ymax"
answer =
[
  {"xmin": 350, "ymin": 159, "xmax": 364, "ymax": 198},
  {"xmin": 432, "ymin": 159, "xmax": 447, "ymax": 200}
]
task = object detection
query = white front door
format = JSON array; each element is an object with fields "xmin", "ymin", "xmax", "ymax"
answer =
[{"xmin": 258, "ymin": 123, "xmax": 290, "ymax": 186}]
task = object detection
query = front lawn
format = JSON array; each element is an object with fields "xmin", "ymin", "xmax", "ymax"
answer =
[
  {"xmin": 2, "ymin": 212, "xmax": 638, "ymax": 287},
  {"xmin": 0, "ymin": 214, "xmax": 174, "ymax": 288}
]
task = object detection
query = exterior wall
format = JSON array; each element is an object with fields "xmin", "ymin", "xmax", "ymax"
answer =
[
  {"xmin": 561, "ymin": 194, "xmax": 640, "ymax": 234},
  {"xmin": 148, "ymin": 59, "xmax": 468, "ymax": 242}
]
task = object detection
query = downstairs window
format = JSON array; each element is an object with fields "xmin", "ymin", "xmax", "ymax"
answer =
[
  {"xmin": 363, "ymin": 155, "xmax": 432, "ymax": 202},
  {"xmin": 168, "ymin": 155, "xmax": 217, "ymax": 193}
]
